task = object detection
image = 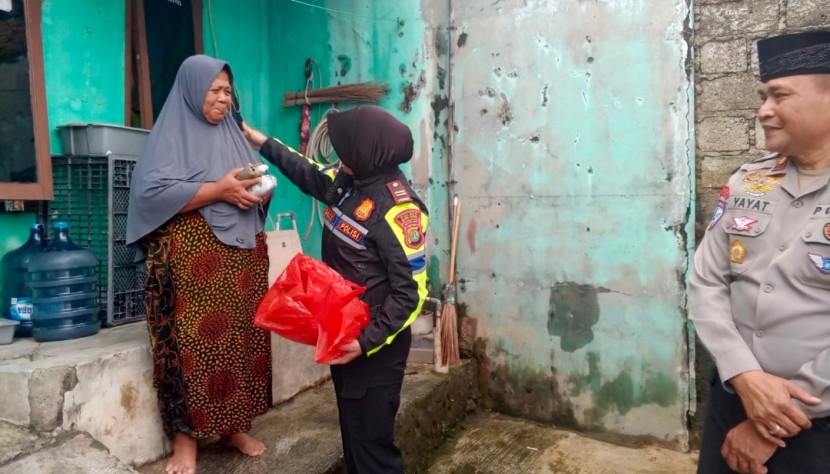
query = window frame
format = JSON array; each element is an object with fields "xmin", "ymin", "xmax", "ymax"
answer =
[{"xmin": 0, "ymin": 0, "xmax": 53, "ymax": 200}]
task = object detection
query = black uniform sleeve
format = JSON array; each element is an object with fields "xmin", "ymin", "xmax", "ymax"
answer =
[
  {"xmin": 357, "ymin": 203, "xmax": 428, "ymax": 356},
  {"xmin": 259, "ymin": 137, "xmax": 337, "ymax": 203}
]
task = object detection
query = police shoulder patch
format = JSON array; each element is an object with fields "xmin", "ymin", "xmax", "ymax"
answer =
[
  {"xmin": 386, "ymin": 180, "xmax": 413, "ymax": 204},
  {"xmin": 707, "ymin": 200, "xmax": 726, "ymax": 231},
  {"xmin": 393, "ymin": 208, "xmax": 424, "ymax": 249}
]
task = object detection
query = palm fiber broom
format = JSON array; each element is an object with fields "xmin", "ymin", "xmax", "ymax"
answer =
[{"xmin": 441, "ymin": 196, "xmax": 462, "ymax": 366}]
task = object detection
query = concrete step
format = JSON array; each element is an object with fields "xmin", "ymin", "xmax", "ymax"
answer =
[
  {"xmin": 136, "ymin": 361, "xmax": 479, "ymax": 474},
  {"xmin": 0, "ymin": 424, "xmax": 137, "ymax": 474},
  {"xmin": 428, "ymin": 412, "xmax": 699, "ymax": 474}
]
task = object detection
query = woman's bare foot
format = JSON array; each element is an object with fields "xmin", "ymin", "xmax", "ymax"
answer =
[
  {"xmin": 220, "ymin": 432, "xmax": 266, "ymax": 457},
  {"xmin": 166, "ymin": 433, "xmax": 197, "ymax": 474}
]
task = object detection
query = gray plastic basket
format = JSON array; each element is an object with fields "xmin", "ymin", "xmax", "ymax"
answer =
[
  {"xmin": 49, "ymin": 155, "xmax": 145, "ymax": 326},
  {"xmin": 58, "ymin": 123, "xmax": 149, "ymax": 156}
]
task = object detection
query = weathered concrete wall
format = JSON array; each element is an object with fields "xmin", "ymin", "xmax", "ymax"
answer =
[
  {"xmin": 692, "ymin": 0, "xmax": 830, "ymax": 446},
  {"xmin": 450, "ymin": 0, "xmax": 693, "ymax": 445}
]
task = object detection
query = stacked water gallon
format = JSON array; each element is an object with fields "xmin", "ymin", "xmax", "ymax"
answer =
[
  {"xmin": 0, "ymin": 223, "xmax": 47, "ymax": 342},
  {"xmin": 28, "ymin": 221, "xmax": 101, "ymax": 342}
]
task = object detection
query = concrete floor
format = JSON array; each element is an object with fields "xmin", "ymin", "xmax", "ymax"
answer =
[{"xmin": 429, "ymin": 412, "xmax": 699, "ymax": 474}]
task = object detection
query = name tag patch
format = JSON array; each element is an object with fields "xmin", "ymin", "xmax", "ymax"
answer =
[
  {"xmin": 323, "ymin": 206, "xmax": 367, "ymax": 247},
  {"xmin": 730, "ymin": 196, "xmax": 773, "ymax": 213}
]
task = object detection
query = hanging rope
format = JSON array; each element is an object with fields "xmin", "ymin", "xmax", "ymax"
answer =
[{"xmin": 302, "ymin": 109, "xmax": 340, "ymax": 240}]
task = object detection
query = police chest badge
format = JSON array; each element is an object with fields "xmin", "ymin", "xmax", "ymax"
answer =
[
  {"xmin": 730, "ymin": 216, "xmax": 758, "ymax": 232},
  {"xmin": 394, "ymin": 209, "xmax": 424, "ymax": 249},
  {"xmin": 353, "ymin": 198, "xmax": 375, "ymax": 221},
  {"xmin": 808, "ymin": 251, "xmax": 830, "ymax": 274},
  {"xmin": 824, "ymin": 223, "xmax": 830, "ymax": 241},
  {"xmin": 729, "ymin": 240, "xmax": 746, "ymax": 264}
]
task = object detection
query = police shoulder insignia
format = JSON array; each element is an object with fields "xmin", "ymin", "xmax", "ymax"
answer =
[
  {"xmin": 394, "ymin": 208, "xmax": 424, "ymax": 249},
  {"xmin": 719, "ymin": 185, "xmax": 730, "ymax": 201},
  {"xmin": 386, "ymin": 180, "xmax": 413, "ymax": 204},
  {"xmin": 729, "ymin": 240, "xmax": 746, "ymax": 264},
  {"xmin": 771, "ymin": 155, "xmax": 789, "ymax": 172},
  {"xmin": 354, "ymin": 198, "xmax": 375, "ymax": 221},
  {"xmin": 708, "ymin": 200, "xmax": 727, "ymax": 231}
]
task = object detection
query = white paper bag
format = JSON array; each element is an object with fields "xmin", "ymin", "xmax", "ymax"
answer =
[{"xmin": 264, "ymin": 212, "xmax": 330, "ymax": 404}]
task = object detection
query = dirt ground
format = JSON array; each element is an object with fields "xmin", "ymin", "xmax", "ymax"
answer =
[{"xmin": 429, "ymin": 412, "xmax": 699, "ymax": 474}]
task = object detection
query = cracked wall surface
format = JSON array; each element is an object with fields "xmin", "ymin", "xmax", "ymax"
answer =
[{"xmin": 449, "ymin": 0, "xmax": 694, "ymax": 445}]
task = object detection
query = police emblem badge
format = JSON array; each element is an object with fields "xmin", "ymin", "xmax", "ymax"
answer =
[
  {"xmin": 394, "ymin": 209, "xmax": 424, "ymax": 249},
  {"xmin": 825, "ymin": 223, "xmax": 830, "ymax": 241},
  {"xmin": 808, "ymin": 251, "xmax": 830, "ymax": 274},
  {"xmin": 729, "ymin": 240, "xmax": 746, "ymax": 264},
  {"xmin": 742, "ymin": 172, "xmax": 783, "ymax": 197},
  {"xmin": 730, "ymin": 216, "xmax": 758, "ymax": 232},
  {"xmin": 354, "ymin": 198, "xmax": 375, "ymax": 221}
]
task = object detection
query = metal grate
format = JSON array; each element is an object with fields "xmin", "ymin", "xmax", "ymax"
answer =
[{"xmin": 49, "ymin": 155, "xmax": 146, "ymax": 326}]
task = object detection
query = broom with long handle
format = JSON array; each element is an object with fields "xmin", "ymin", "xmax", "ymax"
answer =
[{"xmin": 441, "ymin": 196, "xmax": 462, "ymax": 366}]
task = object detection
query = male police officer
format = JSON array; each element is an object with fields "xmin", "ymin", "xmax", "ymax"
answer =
[{"xmin": 691, "ymin": 31, "xmax": 830, "ymax": 474}]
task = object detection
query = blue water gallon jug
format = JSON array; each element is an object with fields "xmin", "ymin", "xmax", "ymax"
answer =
[
  {"xmin": 1, "ymin": 223, "xmax": 47, "ymax": 337},
  {"xmin": 28, "ymin": 221, "xmax": 100, "ymax": 342}
]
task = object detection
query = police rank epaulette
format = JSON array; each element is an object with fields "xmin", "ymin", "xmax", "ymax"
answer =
[
  {"xmin": 386, "ymin": 180, "xmax": 413, "ymax": 204},
  {"xmin": 730, "ymin": 153, "xmax": 785, "ymax": 177},
  {"xmin": 751, "ymin": 152, "xmax": 782, "ymax": 163}
]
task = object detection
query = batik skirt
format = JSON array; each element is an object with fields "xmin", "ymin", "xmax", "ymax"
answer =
[{"xmin": 144, "ymin": 212, "xmax": 271, "ymax": 438}]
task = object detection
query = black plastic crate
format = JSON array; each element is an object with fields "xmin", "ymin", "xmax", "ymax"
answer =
[{"xmin": 49, "ymin": 155, "xmax": 145, "ymax": 326}]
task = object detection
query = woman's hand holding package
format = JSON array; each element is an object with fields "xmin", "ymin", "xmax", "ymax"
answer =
[{"xmin": 218, "ymin": 167, "xmax": 262, "ymax": 209}]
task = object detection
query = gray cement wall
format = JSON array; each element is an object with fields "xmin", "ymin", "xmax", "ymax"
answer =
[{"xmin": 692, "ymin": 0, "xmax": 830, "ymax": 446}]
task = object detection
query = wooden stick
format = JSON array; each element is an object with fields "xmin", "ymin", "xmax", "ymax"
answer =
[
  {"xmin": 283, "ymin": 82, "xmax": 388, "ymax": 100},
  {"xmin": 281, "ymin": 96, "xmax": 381, "ymax": 107}
]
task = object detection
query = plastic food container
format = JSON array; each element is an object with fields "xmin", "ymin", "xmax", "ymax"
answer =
[{"xmin": 0, "ymin": 319, "xmax": 19, "ymax": 345}]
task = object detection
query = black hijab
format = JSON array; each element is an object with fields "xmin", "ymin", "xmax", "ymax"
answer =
[{"xmin": 327, "ymin": 105, "xmax": 413, "ymax": 179}]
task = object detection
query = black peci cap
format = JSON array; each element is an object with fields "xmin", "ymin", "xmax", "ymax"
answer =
[{"xmin": 758, "ymin": 30, "xmax": 830, "ymax": 82}]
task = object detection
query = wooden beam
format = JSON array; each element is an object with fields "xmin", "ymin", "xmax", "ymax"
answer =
[{"xmin": 133, "ymin": 0, "xmax": 153, "ymax": 129}]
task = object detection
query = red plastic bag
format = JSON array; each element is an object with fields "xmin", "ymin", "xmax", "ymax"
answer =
[{"xmin": 255, "ymin": 253, "xmax": 371, "ymax": 363}]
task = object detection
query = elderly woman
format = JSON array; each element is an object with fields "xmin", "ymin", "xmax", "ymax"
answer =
[{"xmin": 127, "ymin": 55, "xmax": 271, "ymax": 474}]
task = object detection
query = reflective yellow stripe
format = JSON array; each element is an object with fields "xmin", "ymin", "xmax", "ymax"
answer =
[
  {"xmin": 272, "ymin": 137, "xmax": 335, "ymax": 178},
  {"xmin": 366, "ymin": 203, "xmax": 428, "ymax": 356}
]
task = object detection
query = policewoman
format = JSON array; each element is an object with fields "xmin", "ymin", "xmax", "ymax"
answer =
[
  {"xmin": 243, "ymin": 105, "xmax": 428, "ymax": 473},
  {"xmin": 691, "ymin": 31, "xmax": 830, "ymax": 474}
]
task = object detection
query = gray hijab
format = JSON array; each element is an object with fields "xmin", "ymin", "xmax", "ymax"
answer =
[{"xmin": 126, "ymin": 55, "xmax": 264, "ymax": 252}]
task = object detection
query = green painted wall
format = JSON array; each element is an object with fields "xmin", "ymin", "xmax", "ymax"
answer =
[
  {"xmin": 41, "ymin": 0, "xmax": 127, "ymax": 154},
  {"xmin": 260, "ymin": 1, "xmax": 452, "ymax": 286}
]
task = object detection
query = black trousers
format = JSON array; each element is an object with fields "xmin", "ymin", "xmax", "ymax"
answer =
[
  {"xmin": 698, "ymin": 372, "xmax": 830, "ymax": 474},
  {"xmin": 331, "ymin": 367, "xmax": 404, "ymax": 474}
]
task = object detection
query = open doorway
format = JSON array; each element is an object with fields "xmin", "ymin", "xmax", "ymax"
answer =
[{"xmin": 125, "ymin": 0, "xmax": 203, "ymax": 129}]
